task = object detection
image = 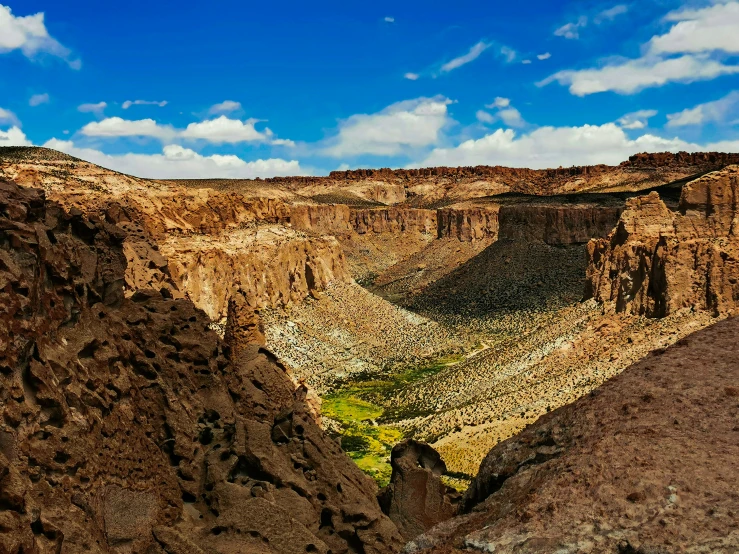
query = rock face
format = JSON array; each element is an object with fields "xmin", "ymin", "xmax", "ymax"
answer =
[
  {"xmin": 350, "ymin": 209, "xmax": 438, "ymax": 236},
  {"xmin": 378, "ymin": 441, "xmax": 460, "ymax": 542},
  {"xmin": 586, "ymin": 166, "xmax": 739, "ymax": 317},
  {"xmin": 161, "ymin": 228, "xmax": 351, "ymax": 321},
  {"xmin": 498, "ymin": 204, "xmax": 623, "ymax": 245},
  {"xmin": 406, "ymin": 318, "xmax": 739, "ymax": 554},
  {"xmin": 0, "ymin": 180, "xmax": 403, "ymax": 554},
  {"xmin": 290, "ymin": 204, "xmax": 353, "ymax": 236},
  {"xmin": 436, "ymin": 208, "xmax": 499, "ymax": 242}
]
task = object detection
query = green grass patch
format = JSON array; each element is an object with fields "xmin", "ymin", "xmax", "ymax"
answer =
[{"xmin": 322, "ymin": 355, "xmax": 463, "ymax": 486}]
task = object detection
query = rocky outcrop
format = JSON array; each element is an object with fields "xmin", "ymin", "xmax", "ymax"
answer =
[
  {"xmin": 498, "ymin": 204, "xmax": 623, "ymax": 245},
  {"xmin": 378, "ymin": 441, "xmax": 460, "ymax": 541},
  {"xmin": 350, "ymin": 209, "xmax": 437, "ymax": 236},
  {"xmin": 436, "ymin": 208, "xmax": 499, "ymax": 242},
  {"xmin": 586, "ymin": 166, "xmax": 739, "ymax": 317},
  {"xmin": 0, "ymin": 179, "xmax": 403, "ymax": 553},
  {"xmin": 162, "ymin": 228, "xmax": 351, "ymax": 321},
  {"xmin": 406, "ymin": 318, "xmax": 739, "ymax": 554}
]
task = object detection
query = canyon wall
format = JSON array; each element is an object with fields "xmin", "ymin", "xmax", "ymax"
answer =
[
  {"xmin": 498, "ymin": 204, "xmax": 624, "ymax": 245},
  {"xmin": 0, "ymin": 179, "xmax": 403, "ymax": 554},
  {"xmin": 289, "ymin": 204, "xmax": 352, "ymax": 236},
  {"xmin": 437, "ymin": 207, "xmax": 499, "ymax": 241},
  {"xmin": 586, "ymin": 166, "xmax": 739, "ymax": 317},
  {"xmin": 162, "ymin": 229, "xmax": 351, "ymax": 321},
  {"xmin": 350, "ymin": 208, "xmax": 438, "ymax": 236}
]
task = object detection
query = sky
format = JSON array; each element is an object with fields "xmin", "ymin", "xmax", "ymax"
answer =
[{"xmin": 1, "ymin": 0, "xmax": 738, "ymax": 178}]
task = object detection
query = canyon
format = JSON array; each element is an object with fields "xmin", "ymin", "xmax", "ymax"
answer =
[{"xmin": 1, "ymin": 146, "xmax": 738, "ymax": 552}]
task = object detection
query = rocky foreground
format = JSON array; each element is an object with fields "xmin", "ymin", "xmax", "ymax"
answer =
[{"xmin": 407, "ymin": 316, "xmax": 739, "ymax": 553}]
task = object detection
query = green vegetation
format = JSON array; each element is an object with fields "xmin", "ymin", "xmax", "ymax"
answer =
[{"xmin": 322, "ymin": 355, "xmax": 463, "ymax": 487}]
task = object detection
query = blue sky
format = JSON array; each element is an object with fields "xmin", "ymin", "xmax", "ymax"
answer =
[{"xmin": 1, "ymin": 0, "xmax": 738, "ymax": 177}]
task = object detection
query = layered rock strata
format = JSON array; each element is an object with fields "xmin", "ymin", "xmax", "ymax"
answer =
[
  {"xmin": 0, "ymin": 180, "xmax": 403, "ymax": 554},
  {"xmin": 586, "ymin": 166, "xmax": 739, "ymax": 316}
]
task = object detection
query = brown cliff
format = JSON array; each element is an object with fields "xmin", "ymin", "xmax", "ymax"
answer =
[
  {"xmin": 0, "ymin": 179, "xmax": 402, "ymax": 554},
  {"xmin": 436, "ymin": 208, "xmax": 499, "ymax": 242},
  {"xmin": 499, "ymin": 203, "xmax": 623, "ymax": 245},
  {"xmin": 586, "ymin": 166, "xmax": 739, "ymax": 317},
  {"xmin": 350, "ymin": 208, "xmax": 438, "ymax": 236}
]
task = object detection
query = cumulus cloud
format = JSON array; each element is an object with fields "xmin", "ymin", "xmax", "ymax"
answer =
[
  {"xmin": 617, "ymin": 109, "xmax": 658, "ymax": 130},
  {"xmin": 650, "ymin": 2, "xmax": 739, "ymax": 55},
  {"xmin": 476, "ymin": 110, "xmax": 495, "ymax": 124},
  {"xmin": 80, "ymin": 117, "xmax": 176, "ymax": 140},
  {"xmin": 322, "ymin": 96, "xmax": 453, "ymax": 157},
  {"xmin": 480, "ymin": 97, "xmax": 526, "ymax": 128},
  {"xmin": 78, "ymin": 114, "xmax": 290, "ymax": 145},
  {"xmin": 539, "ymin": 54, "xmax": 739, "ymax": 96},
  {"xmin": 404, "ymin": 72, "xmax": 420, "ymax": 80},
  {"xmin": 0, "ymin": 4, "xmax": 79, "ymax": 67},
  {"xmin": 0, "ymin": 126, "xmax": 31, "ymax": 146},
  {"xmin": 181, "ymin": 116, "xmax": 269, "ymax": 143},
  {"xmin": 537, "ymin": 52, "xmax": 551, "ymax": 60},
  {"xmin": 418, "ymin": 122, "xmax": 735, "ymax": 169},
  {"xmin": 29, "ymin": 93, "xmax": 49, "ymax": 106},
  {"xmin": 43, "ymin": 139, "xmax": 303, "ymax": 179},
  {"xmin": 441, "ymin": 41, "xmax": 491, "ymax": 72},
  {"xmin": 0, "ymin": 107, "xmax": 19, "ymax": 126},
  {"xmin": 544, "ymin": 2, "xmax": 739, "ymax": 96},
  {"xmin": 666, "ymin": 91, "xmax": 739, "ymax": 127},
  {"xmin": 209, "ymin": 100, "xmax": 242, "ymax": 114},
  {"xmin": 122, "ymin": 100, "xmax": 167, "ymax": 109},
  {"xmin": 384, "ymin": 16, "xmax": 395, "ymax": 23},
  {"xmin": 78, "ymin": 102, "xmax": 108, "ymax": 115}
]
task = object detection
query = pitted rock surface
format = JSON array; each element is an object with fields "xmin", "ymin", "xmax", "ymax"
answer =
[{"xmin": 0, "ymin": 179, "xmax": 403, "ymax": 554}]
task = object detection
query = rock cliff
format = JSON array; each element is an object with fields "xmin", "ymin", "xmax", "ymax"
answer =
[
  {"xmin": 499, "ymin": 203, "xmax": 623, "ymax": 245},
  {"xmin": 586, "ymin": 166, "xmax": 739, "ymax": 316},
  {"xmin": 0, "ymin": 179, "xmax": 403, "ymax": 554},
  {"xmin": 350, "ymin": 209, "xmax": 438, "ymax": 236},
  {"xmin": 436, "ymin": 208, "xmax": 499, "ymax": 242}
]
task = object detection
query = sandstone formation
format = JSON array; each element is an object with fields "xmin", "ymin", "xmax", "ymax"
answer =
[
  {"xmin": 436, "ymin": 208, "xmax": 498, "ymax": 242},
  {"xmin": 586, "ymin": 166, "xmax": 739, "ymax": 317},
  {"xmin": 0, "ymin": 179, "xmax": 403, "ymax": 553},
  {"xmin": 378, "ymin": 441, "xmax": 460, "ymax": 542},
  {"xmin": 350, "ymin": 209, "xmax": 438, "ymax": 236},
  {"xmin": 407, "ymin": 317, "xmax": 739, "ymax": 553}
]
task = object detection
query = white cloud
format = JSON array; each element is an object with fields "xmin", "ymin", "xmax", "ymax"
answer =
[
  {"xmin": 418, "ymin": 122, "xmax": 735, "ymax": 169},
  {"xmin": 555, "ymin": 5, "xmax": 628, "ymax": 39},
  {"xmin": 122, "ymin": 100, "xmax": 167, "ymax": 109},
  {"xmin": 209, "ymin": 100, "xmax": 242, "ymax": 114},
  {"xmin": 487, "ymin": 97, "xmax": 511, "ymax": 109},
  {"xmin": 498, "ymin": 108, "xmax": 525, "ymax": 128},
  {"xmin": 0, "ymin": 4, "xmax": 79, "ymax": 67},
  {"xmin": 555, "ymin": 16, "xmax": 588, "ymax": 39},
  {"xmin": 384, "ymin": 16, "xmax": 395, "ymax": 23},
  {"xmin": 595, "ymin": 4, "xmax": 629, "ymax": 23},
  {"xmin": 180, "ymin": 116, "xmax": 268, "ymax": 143},
  {"xmin": 650, "ymin": 2, "xmax": 739, "ymax": 56},
  {"xmin": 78, "ymin": 102, "xmax": 107, "ymax": 115},
  {"xmin": 29, "ymin": 93, "xmax": 49, "ymax": 106},
  {"xmin": 80, "ymin": 117, "xmax": 176, "ymax": 139},
  {"xmin": 522, "ymin": 59, "xmax": 532, "ymax": 64},
  {"xmin": 666, "ymin": 91, "xmax": 739, "ymax": 127},
  {"xmin": 270, "ymin": 138, "xmax": 296, "ymax": 147},
  {"xmin": 322, "ymin": 96, "xmax": 453, "ymax": 157},
  {"xmin": 441, "ymin": 41, "xmax": 491, "ymax": 72},
  {"xmin": 545, "ymin": 3, "xmax": 739, "ymax": 96},
  {"xmin": 0, "ymin": 107, "xmax": 19, "ymax": 126},
  {"xmin": 476, "ymin": 110, "xmax": 495, "ymax": 124},
  {"xmin": 404, "ymin": 72, "xmax": 420, "ymax": 80},
  {"xmin": 617, "ymin": 109, "xmax": 658, "ymax": 130},
  {"xmin": 43, "ymin": 139, "xmax": 303, "ymax": 179},
  {"xmin": 537, "ymin": 52, "xmax": 551, "ymax": 60},
  {"xmin": 540, "ymin": 54, "xmax": 739, "ymax": 96},
  {"xmin": 0, "ymin": 126, "xmax": 31, "ymax": 146}
]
